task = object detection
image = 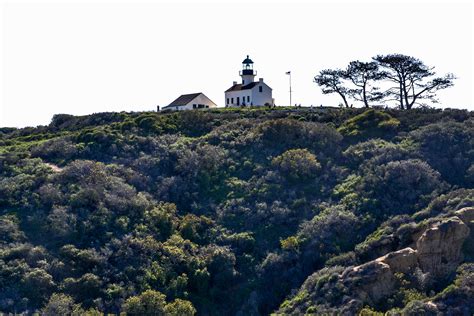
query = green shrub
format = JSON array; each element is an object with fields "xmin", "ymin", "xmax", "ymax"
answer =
[
  {"xmin": 272, "ymin": 148, "xmax": 321, "ymax": 181},
  {"xmin": 338, "ymin": 109, "xmax": 400, "ymax": 137}
]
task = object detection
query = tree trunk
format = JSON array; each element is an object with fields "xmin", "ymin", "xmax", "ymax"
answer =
[
  {"xmin": 362, "ymin": 84, "xmax": 369, "ymax": 108},
  {"xmin": 340, "ymin": 93, "xmax": 349, "ymax": 108},
  {"xmin": 406, "ymin": 82, "xmax": 416, "ymax": 109},
  {"xmin": 399, "ymin": 82, "xmax": 404, "ymax": 109},
  {"xmin": 403, "ymin": 81, "xmax": 411, "ymax": 109}
]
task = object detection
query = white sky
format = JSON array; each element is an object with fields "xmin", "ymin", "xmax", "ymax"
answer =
[{"xmin": 1, "ymin": 0, "xmax": 473, "ymax": 127}]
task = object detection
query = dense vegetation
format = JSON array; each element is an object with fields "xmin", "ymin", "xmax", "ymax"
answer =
[{"xmin": 0, "ymin": 107, "xmax": 472, "ymax": 315}]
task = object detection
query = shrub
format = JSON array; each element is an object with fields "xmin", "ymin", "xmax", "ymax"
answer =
[
  {"xmin": 42, "ymin": 293, "xmax": 84, "ymax": 316},
  {"xmin": 280, "ymin": 236, "xmax": 300, "ymax": 251},
  {"xmin": 30, "ymin": 137, "xmax": 79, "ymax": 162},
  {"xmin": 122, "ymin": 290, "xmax": 167, "ymax": 315},
  {"xmin": 272, "ymin": 149, "xmax": 321, "ymax": 181},
  {"xmin": 338, "ymin": 109, "xmax": 400, "ymax": 137},
  {"xmin": 365, "ymin": 159, "xmax": 446, "ymax": 216},
  {"xmin": 257, "ymin": 119, "xmax": 342, "ymax": 156},
  {"xmin": 409, "ymin": 120, "xmax": 474, "ymax": 185},
  {"xmin": 164, "ymin": 298, "xmax": 197, "ymax": 316}
]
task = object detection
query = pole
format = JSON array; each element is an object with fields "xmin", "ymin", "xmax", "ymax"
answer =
[{"xmin": 289, "ymin": 72, "xmax": 292, "ymax": 107}]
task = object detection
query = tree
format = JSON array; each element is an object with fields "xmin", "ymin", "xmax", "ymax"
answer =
[
  {"xmin": 21, "ymin": 268, "xmax": 55, "ymax": 306},
  {"xmin": 122, "ymin": 290, "xmax": 196, "ymax": 316},
  {"xmin": 42, "ymin": 293, "xmax": 84, "ymax": 316},
  {"xmin": 345, "ymin": 61, "xmax": 385, "ymax": 107},
  {"xmin": 122, "ymin": 290, "xmax": 167, "ymax": 315},
  {"xmin": 374, "ymin": 54, "xmax": 455, "ymax": 109},
  {"xmin": 164, "ymin": 299, "xmax": 197, "ymax": 316},
  {"xmin": 314, "ymin": 69, "xmax": 350, "ymax": 107}
]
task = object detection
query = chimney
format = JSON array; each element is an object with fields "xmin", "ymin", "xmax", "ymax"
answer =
[
  {"xmin": 259, "ymin": 78, "xmax": 263, "ymax": 82},
  {"xmin": 233, "ymin": 81, "xmax": 237, "ymax": 85}
]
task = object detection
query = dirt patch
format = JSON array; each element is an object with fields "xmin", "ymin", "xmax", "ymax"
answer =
[{"xmin": 44, "ymin": 162, "xmax": 63, "ymax": 173}]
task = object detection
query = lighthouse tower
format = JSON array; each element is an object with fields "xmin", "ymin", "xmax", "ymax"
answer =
[
  {"xmin": 225, "ymin": 55, "xmax": 273, "ymax": 107},
  {"xmin": 240, "ymin": 55, "xmax": 256, "ymax": 85}
]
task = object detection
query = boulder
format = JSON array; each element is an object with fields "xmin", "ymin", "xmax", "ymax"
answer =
[
  {"xmin": 338, "ymin": 215, "xmax": 471, "ymax": 307},
  {"xmin": 341, "ymin": 260, "xmax": 396, "ymax": 303},
  {"xmin": 376, "ymin": 247, "xmax": 418, "ymax": 273},
  {"xmin": 416, "ymin": 217, "xmax": 470, "ymax": 277},
  {"xmin": 454, "ymin": 207, "xmax": 474, "ymax": 256}
]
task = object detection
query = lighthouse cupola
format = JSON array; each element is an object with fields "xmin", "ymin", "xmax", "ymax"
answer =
[{"xmin": 240, "ymin": 55, "xmax": 256, "ymax": 85}]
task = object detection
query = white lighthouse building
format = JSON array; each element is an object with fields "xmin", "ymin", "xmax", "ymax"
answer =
[{"xmin": 225, "ymin": 55, "xmax": 273, "ymax": 107}]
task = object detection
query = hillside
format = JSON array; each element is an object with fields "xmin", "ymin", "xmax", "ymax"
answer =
[{"xmin": 0, "ymin": 107, "xmax": 473, "ymax": 315}]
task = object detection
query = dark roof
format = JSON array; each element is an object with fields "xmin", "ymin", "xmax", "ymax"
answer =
[
  {"xmin": 166, "ymin": 93, "xmax": 202, "ymax": 107},
  {"xmin": 225, "ymin": 82, "xmax": 259, "ymax": 92},
  {"xmin": 242, "ymin": 55, "xmax": 254, "ymax": 64}
]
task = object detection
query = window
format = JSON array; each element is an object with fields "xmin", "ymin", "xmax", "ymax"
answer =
[
  {"xmin": 227, "ymin": 98, "xmax": 229, "ymax": 104},
  {"xmin": 247, "ymin": 96, "xmax": 250, "ymax": 102},
  {"xmin": 193, "ymin": 104, "xmax": 197, "ymax": 109},
  {"xmin": 231, "ymin": 97, "xmax": 234, "ymax": 104},
  {"xmin": 237, "ymin": 97, "xmax": 240, "ymax": 105},
  {"xmin": 259, "ymin": 86, "xmax": 263, "ymax": 93}
]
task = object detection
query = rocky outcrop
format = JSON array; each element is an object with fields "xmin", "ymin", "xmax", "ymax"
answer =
[
  {"xmin": 454, "ymin": 207, "xmax": 474, "ymax": 224},
  {"xmin": 339, "ymin": 248, "xmax": 418, "ymax": 305},
  {"xmin": 376, "ymin": 247, "xmax": 418, "ymax": 273},
  {"xmin": 338, "ymin": 215, "xmax": 471, "ymax": 305},
  {"xmin": 416, "ymin": 217, "xmax": 469, "ymax": 277},
  {"xmin": 276, "ymin": 212, "xmax": 473, "ymax": 315},
  {"xmin": 454, "ymin": 207, "xmax": 474, "ymax": 256},
  {"xmin": 341, "ymin": 261, "xmax": 396, "ymax": 304}
]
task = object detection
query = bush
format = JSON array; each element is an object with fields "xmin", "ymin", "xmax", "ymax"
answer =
[
  {"xmin": 122, "ymin": 290, "xmax": 167, "ymax": 315},
  {"xmin": 272, "ymin": 149, "xmax": 321, "ymax": 181},
  {"xmin": 365, "ymin": 159, "xmax": 445, "ymax": 216},
  {"xmin": 42, "ymin": 293, "xmax": 84, "ymax": 316},
  {"xmin": 409, "ymin": 120, "xmax": 474, "ymax": 185},
  {"xmin": 31, "ymin": 137, "xmax": 79, "ymax": 162},
  {"xmin": 338, "ymin": 109, "xmax": 400, "ymax": 137},
  {"xmin": 257, "ymin": 119, "xmax": 342, "ymax": 156}
]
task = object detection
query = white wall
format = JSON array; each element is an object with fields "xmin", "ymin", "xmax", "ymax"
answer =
[
  {"xmin": 241, "ymin": 74, "xmax": 255, "ymax": 85},
  {"xmin": 251, "ymin": 82, "xmax": 273, "ymax": 106},
  {"xmin": 225, "ymin": 90, "xmax": 252, "ymax": 106},
  {"xmin": 225, "ymin": 81, "xmax": 273, "ymax": 107}
]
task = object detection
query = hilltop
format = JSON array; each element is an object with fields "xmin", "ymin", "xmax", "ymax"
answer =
[{"xmin": 0, "ymin": 107, "xmax": 473, "ymax": 315}]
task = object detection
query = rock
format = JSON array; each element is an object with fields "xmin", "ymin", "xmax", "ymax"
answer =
[
  {"xmin": 376, "ymin": 247, "xmax": 418, "ymax": 273},
  {"xmin": 454, "ymin": 207, "xmax": 474, "ymax": 256},
  {"xmin": 358, "ymin": 234, "xmax": 398, "ymax": 262},
  {"xmin": 341, "ymin": 260, "xmax": 396, "ymax": 303},
  {"xmin": 338, "ymin": 216, "xmax": 470, "ymax": 306},
  {"xmin": 454, "ymin": 207, "xmax": 474, "ymax": 225},
  {"xmin": 416, "ymin": 217, "xmax": 470, "ymax": 277}
]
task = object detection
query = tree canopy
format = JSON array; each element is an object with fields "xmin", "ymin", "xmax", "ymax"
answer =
[{"xmin": 314, "ymin": 54, "xmax": 455, "ymax": 109}]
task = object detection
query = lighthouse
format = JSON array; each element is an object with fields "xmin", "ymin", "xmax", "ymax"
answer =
[
  {"xmin": 240, "ymin": 55, "xmax": 256, "ymax": 85},
  {"xmin": 225, "ymin": 55, "xmax": 273, "ymax": 107}
]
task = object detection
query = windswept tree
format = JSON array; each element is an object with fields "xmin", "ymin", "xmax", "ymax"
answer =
[
  {"xmin": 314, "ymin": 69, "xmax": 350, "ymax": 108},
  {"xmin": 345, "ymin": 61, "xmax": 385, "ymax": 108},
  {"xmin": 374, "ymin": 54, "xmax": 455, "ymax": 109}
]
